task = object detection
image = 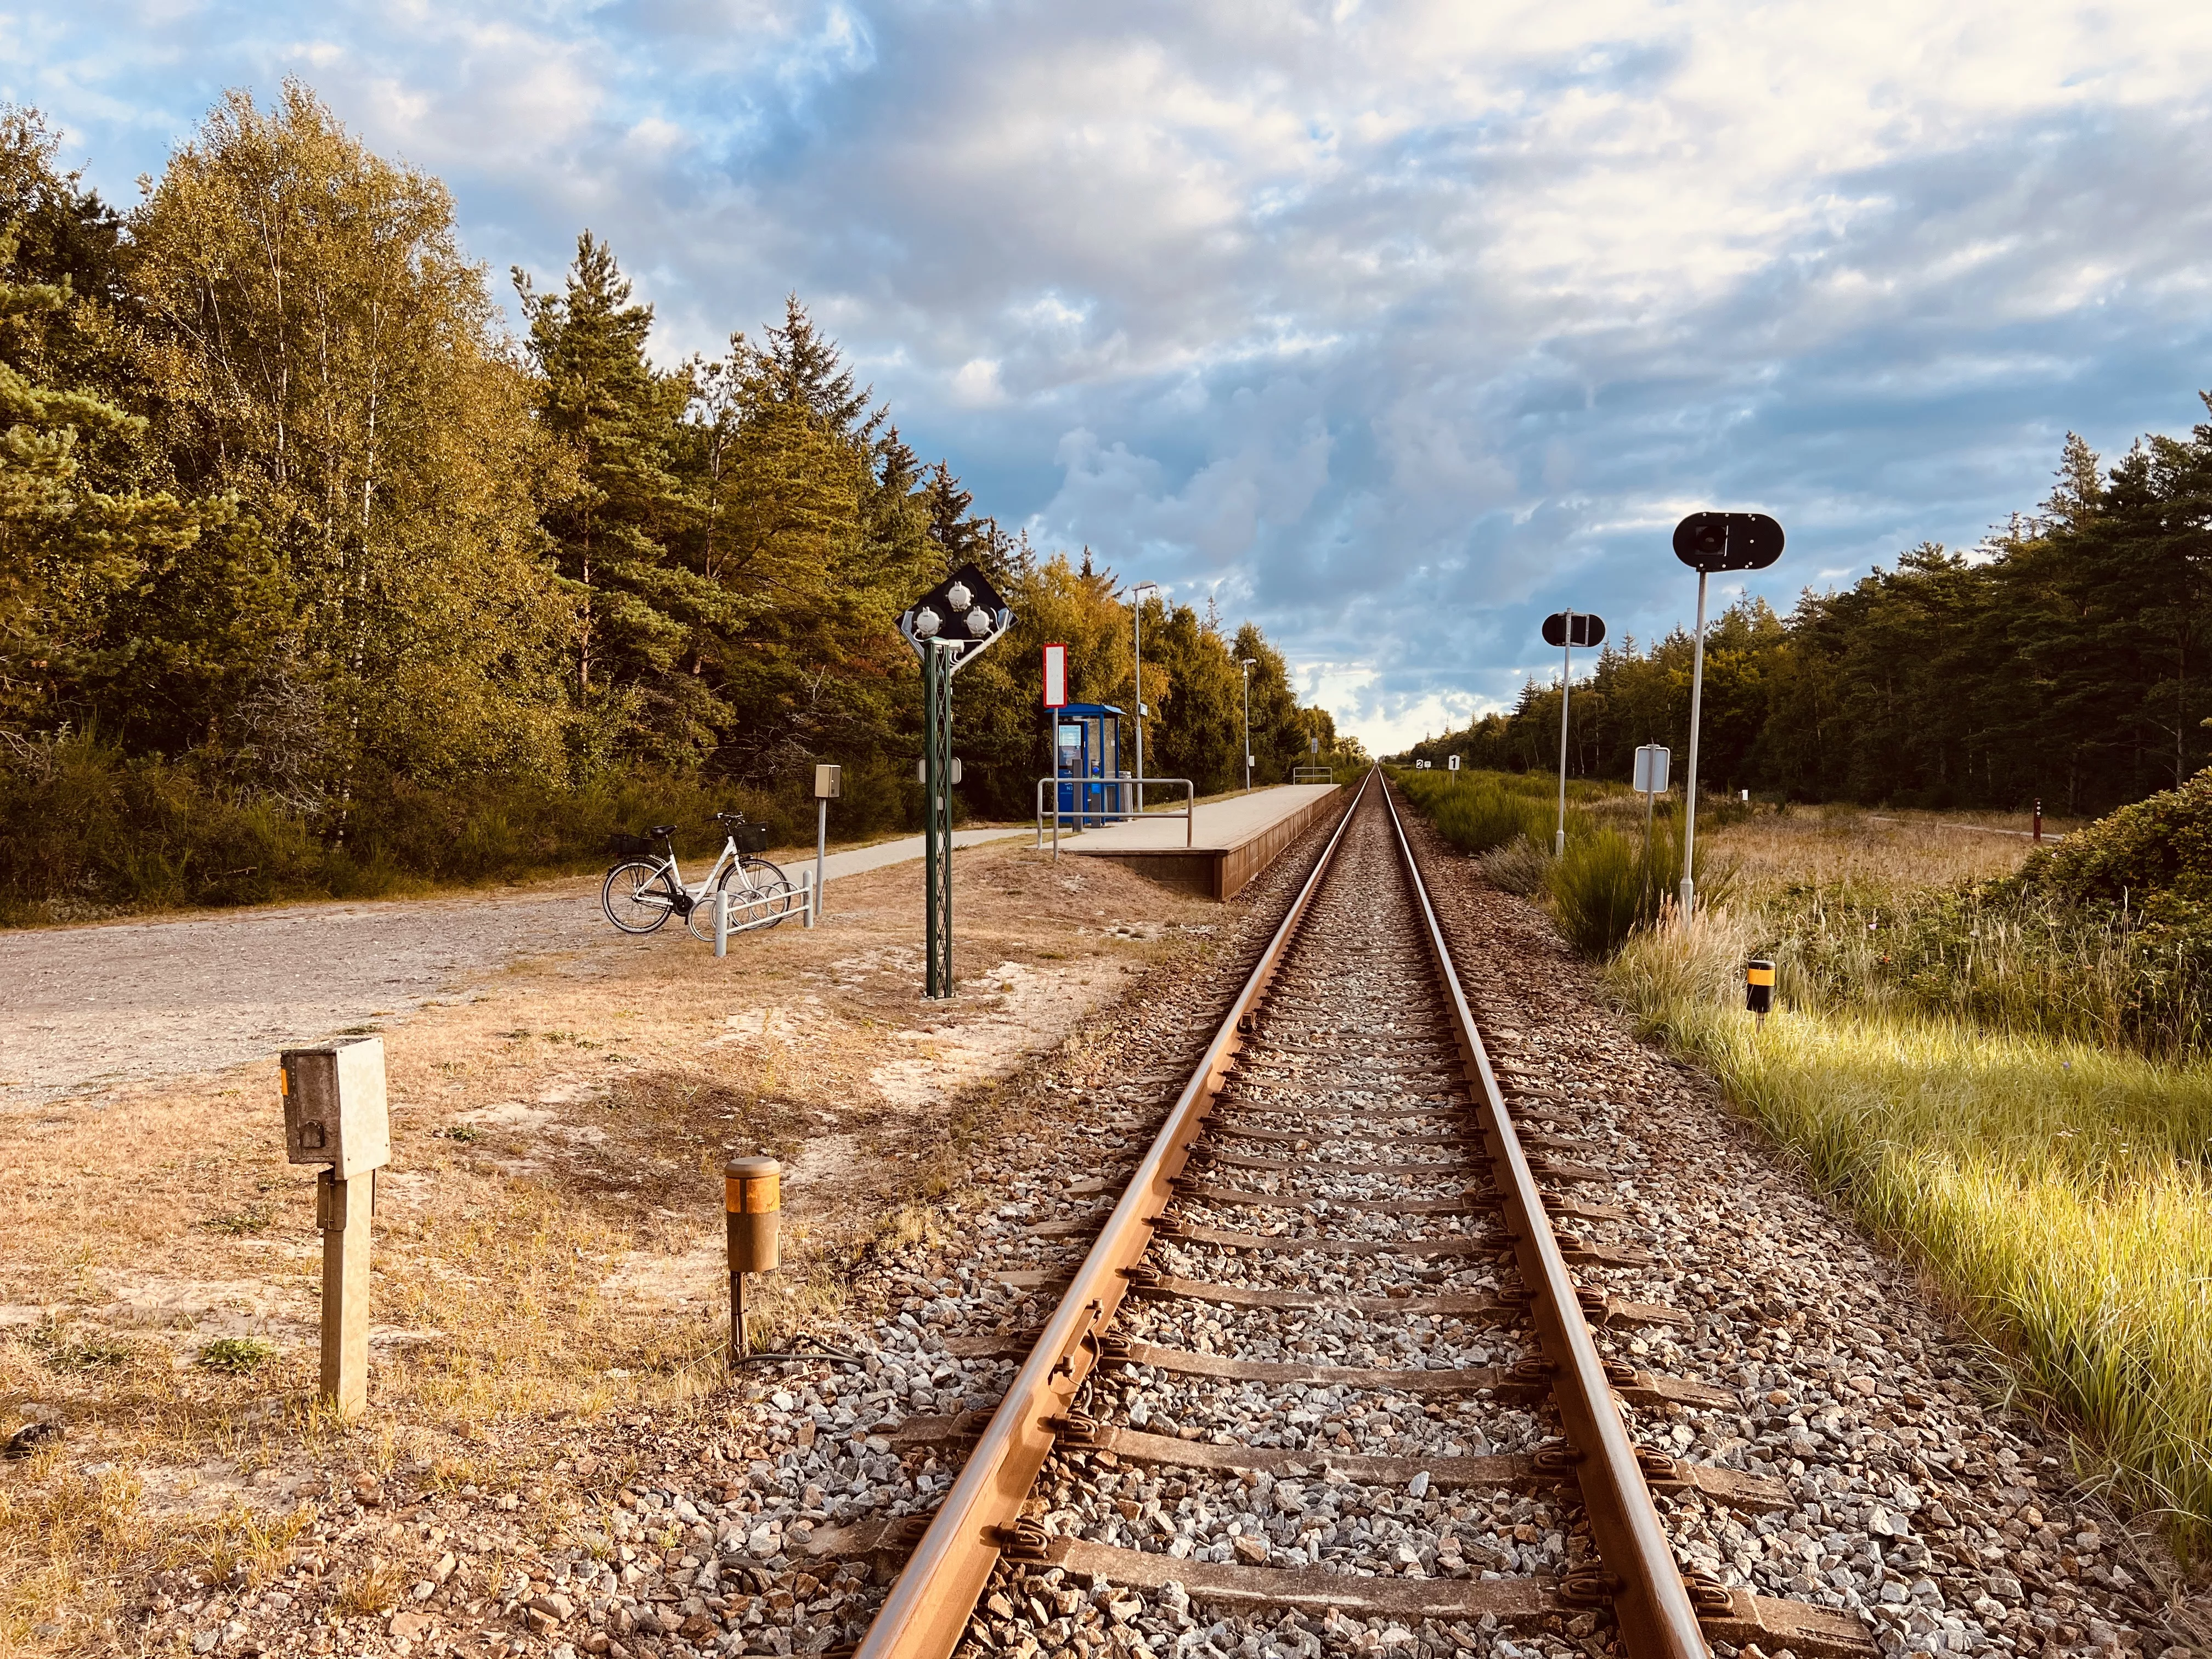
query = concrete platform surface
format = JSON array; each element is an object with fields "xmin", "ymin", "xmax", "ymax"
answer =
[
  {"xmin": 1054, "ymin": 785, "xmax": 1342, "ymax": 850},
  {"xmin": 1056, "ymin": 783, "xmax": 1346, "ymax": 899}
]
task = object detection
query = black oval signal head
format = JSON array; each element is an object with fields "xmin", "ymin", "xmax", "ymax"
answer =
[
  {"xmin": 1541, "ymin": 611, "xmax": 1606, "ymax": 648},
  {"xmin": 1674, "ymin": 512, "xmax": 1784, "ymax": 572}
]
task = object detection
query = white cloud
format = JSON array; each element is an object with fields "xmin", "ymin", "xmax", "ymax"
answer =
[{"xmin": 13, "ymin": 1, "xmax": 2212, "ymax": 752}]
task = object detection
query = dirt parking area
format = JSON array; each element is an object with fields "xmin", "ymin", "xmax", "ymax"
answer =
[{"xmin": 0, "ymin": 835, "xmax": 1316, "ymax": 1654}]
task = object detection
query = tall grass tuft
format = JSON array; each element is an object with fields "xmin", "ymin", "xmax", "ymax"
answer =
[
  {"xmin": 1613, "ymin": 913, "xmax": 2212, "ymax": 1555},
  {"xmin": 1544, "ymin": 831, "xmax": 1651, "ymax": 956}
]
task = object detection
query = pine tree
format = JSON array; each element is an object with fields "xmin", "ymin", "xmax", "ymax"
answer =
[{"xmin": 517, "ymin": 231, "xmax": 709, "ymax": 764}]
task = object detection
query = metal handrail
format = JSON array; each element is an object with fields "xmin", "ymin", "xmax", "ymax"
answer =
[{"xmin": 1033, "ymin": 775, "xmax": 1195, "ymax": 858}]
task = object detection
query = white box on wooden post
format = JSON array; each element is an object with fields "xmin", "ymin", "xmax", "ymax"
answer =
[
  {"xmin": 279, "ymin": 1035, "xmax": 391, "ymax": 1419},
  {"xmin": 281, "ymin": 1037, "xmax": 391, "ymax": 1179}
]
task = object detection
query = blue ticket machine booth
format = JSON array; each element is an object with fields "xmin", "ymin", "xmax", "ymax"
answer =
[{"xmin": 1054, "ymin": 703, "xmax": 1126, "ymax": 825}]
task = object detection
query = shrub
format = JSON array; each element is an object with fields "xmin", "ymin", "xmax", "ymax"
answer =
[
  {"xmin": 1398, "ymin": 771, "xmax": 1553, "ymax": 855},
  {"xmin": 2029, "ymin": 765, "xmax": 2212, "ymax": 921},
  {"xmin": 1476, "ymin": 835, "xmax": 1549, "ymax": 896},
  {"xmin": 0, "ymin": 731, "xmax": 929, "ymax": 924}
]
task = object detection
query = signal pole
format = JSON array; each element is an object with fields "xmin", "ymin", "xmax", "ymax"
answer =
[{"xmin": 1670, "ymin": 512, "xmax": 1784, "ymax": 916}]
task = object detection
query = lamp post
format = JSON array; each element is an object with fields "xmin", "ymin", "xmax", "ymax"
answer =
[
  {"xmin": 1670, "ymin": 512, "xmax": 1783, "ymax": 916},
  {"xmin": 1238, "ymin": 657, "xmax": 1255, "ymax": 793},
  {"xmin": 1540, "ymin": 611, "xmax": 1605, "ymax": 857},
  {"xmin": 1129, "ymin": 581, "xmax": 1158, "ymax": 811},
  {"xmin": 899, "ymin": 563, "xmax": 1014, "ymax": 998}
]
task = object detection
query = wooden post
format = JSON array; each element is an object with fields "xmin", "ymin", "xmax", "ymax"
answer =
[
  {"xmin": 281, "ymin": 1037, "xmax": 390, "ymax": 1421},
  {"xmin": 316, "ymin": 1169, "xmax": 374, "ymax": 1416}
]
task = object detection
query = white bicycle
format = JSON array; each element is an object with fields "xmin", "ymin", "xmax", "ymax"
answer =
[{"xmin": 601, "ymin": 814, "xmax": 798, "ymax": 941}]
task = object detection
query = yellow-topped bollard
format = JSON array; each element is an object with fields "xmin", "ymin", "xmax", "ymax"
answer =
[
  {"xmin": 1745, "ymin": 957, "xmax": 1776, "ymax": 1029},
  {"xmin": 725, "ymin": 1155, "xmax": 782, "ymax": 1364}
]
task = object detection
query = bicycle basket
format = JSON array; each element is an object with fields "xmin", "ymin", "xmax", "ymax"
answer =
[
  {"xmin": 732, "ymin": 823, "xmax": 771, "ymax": 855},
  {"xmin": 606, "ymin": 832, "xmax": 651, "ymax": 857}
]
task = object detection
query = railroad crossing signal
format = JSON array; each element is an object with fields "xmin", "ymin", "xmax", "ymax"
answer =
[
  {"xmin": 1673, "ymin": 512, "xmax": 1784, "ymax": 573},
  {"xmin": 1543, "ymin": 610, "xmax": 1606, "ymax": 857},
  {"xmin": 900, "ymin": 564, "xmax": 1014, "ymax": 998},
  {"xmin": 1672, "ymin": 515, "xmax": 1784, "ymax": 914},
  {"xmin": 1541, "ymin": 611, "xmax": 1606, "ymax": 648}
]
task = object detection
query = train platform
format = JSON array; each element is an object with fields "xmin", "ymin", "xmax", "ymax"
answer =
[{"xmin": 1051, "ymin": 782, "xmax": 1344, "ymax": 899}]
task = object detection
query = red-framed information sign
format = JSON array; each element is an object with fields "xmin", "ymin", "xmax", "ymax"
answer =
[{"xmin": 1042, "ymin": 642, "xmax": 1068, "ymax": 709}]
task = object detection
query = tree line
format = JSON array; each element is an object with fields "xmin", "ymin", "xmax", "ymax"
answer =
[
  {"xmin": 0, "ymin": 88, "xmax": 1356, "ymax": 915},
  {"xmin": 1399, "ymin": 419, "xmax": 2212, "ymax": 817}
]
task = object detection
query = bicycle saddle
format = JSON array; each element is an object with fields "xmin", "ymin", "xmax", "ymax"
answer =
[{"xmin": 648, "ymin": 824, "xmax": 677, "ymax": 838}]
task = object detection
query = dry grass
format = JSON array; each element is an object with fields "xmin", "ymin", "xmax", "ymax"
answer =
[
  {"xmin": 0, "ymin": 838, "xmax": 1226, "ymax": 1647},
  {"xmin": 1612, "ymin": 808, "xmax": 2212, "ymax": 1558},
  {"xmin": 1703, "ymin": 801, "xmax": 2058, "ymax": 893}
]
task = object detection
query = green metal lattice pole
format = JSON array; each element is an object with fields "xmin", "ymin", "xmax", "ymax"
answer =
[{"xmin": 923, "ymin": 640, "xmax": 956, "ymax": 998}]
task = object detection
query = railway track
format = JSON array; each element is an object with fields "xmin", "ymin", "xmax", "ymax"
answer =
[{"xmin": 854, "ymin": 772, "xmax": 1875, "ymax": 1659}]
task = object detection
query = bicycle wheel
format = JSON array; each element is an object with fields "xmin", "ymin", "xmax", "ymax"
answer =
[
  {"xmin": 602, "ymin": 861, "xmax": 677, "ymax": 934},
  {"xmin": 733, "ymin": 857, "xmax": 799, "ymax": 930}
]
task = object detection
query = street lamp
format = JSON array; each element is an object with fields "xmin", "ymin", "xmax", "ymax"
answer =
[
  {"xmin": 1128, "ymin": 581, "xmax": 1158, "ymax": 812},
  {"xmin": 1670, "ymin": 512, "xmax": 1783, "ymax": 916},
  {"xmin": 1237, "ymin": 657, "xmax": 1255, "ymax": 793}
]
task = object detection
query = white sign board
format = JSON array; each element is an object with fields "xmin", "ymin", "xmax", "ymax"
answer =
[
  {"xmin": 1633, "ymin": 744, "xmax": 1671, "ymax": 794},
  {"xmin": 1447, "ymin": 755, "xmax": 1461, "ymax": 771},
  {"xmin": 1041, "ymin": 642, "xmax": 1068, "ymax": 709}
]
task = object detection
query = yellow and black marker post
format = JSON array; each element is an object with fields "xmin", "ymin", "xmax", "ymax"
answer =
[
  {"xmin": 724, "ymin": 1155, "xmax": 782, "ymax": 1367},
  {"xmin": 1746, "ymin": 957, "xmax": 1776, "ymax": 1029}
]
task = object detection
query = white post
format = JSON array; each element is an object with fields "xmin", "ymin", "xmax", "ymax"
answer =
[
  {"xmin": 1241, "ymin": 661, "xmax": 1253, "ymax": 793},
  {"xmin": 1680, "ymin": 570, "xmax": 1711, "ymax": 917},
  {"xmin": 815, "ymin": 797, "xmax": 827, "ymax": 919},
  {"xmin": 1554, "ymin": 616, "xmax": 1573, "ymax": 858},
  {"xmin": 1133, "ymin": 606, "xmax": 1144, "ymax": 813},
  {"xmin": 801, "ymin": 870, "xmax": 816, "ymax": 929},
  {"xmin": 715, "ymin": 889, "xmax": 730, "ymax": 957}
]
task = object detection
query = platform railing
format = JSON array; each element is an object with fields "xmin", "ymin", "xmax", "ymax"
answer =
[
  {"xmin": 1035, "ymin": 776, "xmax": 1195, "ymax": 859},
  {"xmin": 1292, "ymin": 765, "xmax": 1335, "ymax": 783}
]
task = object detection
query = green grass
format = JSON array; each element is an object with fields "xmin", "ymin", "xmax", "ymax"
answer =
[
  {"xmin": 196, "ymin": 1338, "xmax": 278, "ymax": 1374},
  {"xmin": 1613, "ymin": 910, "xmax": 2212, "ymax": 1555}
]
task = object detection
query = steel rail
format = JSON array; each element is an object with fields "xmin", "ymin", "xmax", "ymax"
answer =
[
  {"xmin": 853, "ymin": 770, "xmax": 1375, "ymax": 1659},
  {"xmin": 1379, "ymin": 776, "xmax": 1708, "ymax": 1659}
]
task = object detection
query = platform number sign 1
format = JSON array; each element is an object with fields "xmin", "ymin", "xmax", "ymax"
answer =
[
  {"xmin": 900, "ymin": 565, "xmax": 1014, "ymax": 998},
  {"xmin": 1672, "ymin": 514, "xmax": 1783, "ymax": 914}
]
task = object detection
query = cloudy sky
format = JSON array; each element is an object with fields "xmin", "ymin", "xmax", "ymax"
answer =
[{"xmin": 10, "ymin": 2, "xmax": 2212, "ymax": 752}]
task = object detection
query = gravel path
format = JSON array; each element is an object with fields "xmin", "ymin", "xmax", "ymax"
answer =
[
  {"xmin": 0, "ymin": 831, "xmax": 1023, "ymax": 1110},
  {"xmin": 0, "ymin": 885, "xmax": 607, "ymax": 1108}
]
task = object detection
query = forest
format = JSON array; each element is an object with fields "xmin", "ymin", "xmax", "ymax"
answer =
[
  {"xmin": 1400, "ymin": 425, "xmax": 2212, "ymax": 817},
  {"xmin": 0, "ymin": 88, "xmax": 1356, "ymax": 918}
]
